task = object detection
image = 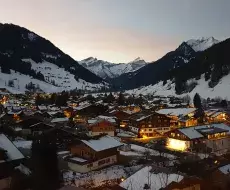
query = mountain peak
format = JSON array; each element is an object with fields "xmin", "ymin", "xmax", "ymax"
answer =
[{"xmin": 186, "ymin": 37, "xmax": 220, "ymax": 52}]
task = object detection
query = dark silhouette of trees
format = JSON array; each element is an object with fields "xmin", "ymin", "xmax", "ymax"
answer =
[
  {"xmin": 193, "ymin": 93, "xmax": 202, "ymax": 109},
  {"xmin": 221, "ymin": 100, "xmax": 228, "ymax": 108},
  {"xmin": 118, "ymin": 92, "xmax": 125, "ymax": 105},
  {"xmin": 31, "ymin": 135, "xmax": 60, "ymax": 190}
]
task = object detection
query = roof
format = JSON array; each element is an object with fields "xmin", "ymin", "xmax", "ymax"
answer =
[
  {"xmin": 176, "ymin": 123, "xmax": 230, "ymax": 140},
  {"xmin": 178, "ymin": 128, "xmax": 204, "ymax": 139},
  {"xmin": 0, "ymin": 134, "xmax": 24, "ymax": 162},
  {"xmin": 129, "ymin": 112, "xmax": 152, "ymax": 122},
  {"xmin": 156, "ymin": 108, "xmax": 196, "ymax": 117},
  {"xmin": 51, "ymin": 117, "xmax": 69, "ymax": 123},
  {"xmin": 219, "ymin": 164, "xmax": 230, "ymax": 175},
  {"xmin": 81, "ymin": 135, "xmax": 122, "ymax": 152},
  {"xmin": 119, "ymin": 166, "xmax": 183, "ymax": 190}
]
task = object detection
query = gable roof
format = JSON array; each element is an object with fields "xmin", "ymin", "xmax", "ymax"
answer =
[
  {"xmin": 177, "ymin": 123, "xmax": 230, "ymax": 140},
  {"xmin": 81, "ymin": 135, "xmax": 122, "ymax": 152},
  {"xmin": 0, "ymin": 134, "xmax": 24, "ymax": 162},
  {"xmin": 157, "ymin": 108, "xmax": 196, "ymax": 117}
]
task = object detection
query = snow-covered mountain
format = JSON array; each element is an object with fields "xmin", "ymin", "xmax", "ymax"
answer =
[
  {"xmin": 186, "ymin": 37, "xmax": 220, "ymax": 52},
  {"xmin": 0, "ymin": 23, "xmax": 107, "ymax": 93},
  {"xmin": 79, "ymin": 57, "xmax": 148, "ymax": 79},
  {"xmin": 126, "ymin": 37, "xmax": 230, "ymax": 99}
]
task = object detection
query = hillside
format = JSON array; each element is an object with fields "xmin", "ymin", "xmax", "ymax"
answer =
[
  {"xmin": 126, "ymin": 38, "xmax": 230, "ymax": 99},
  {"xmin": 0, "ymin": 23, "xmax": 107, "ymax": 93},
  {"xmin": 111, "ymin": 42, "xmax": 197, "ymax": 90}
]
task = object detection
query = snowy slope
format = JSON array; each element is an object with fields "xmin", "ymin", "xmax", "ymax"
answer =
[
  {"xmin": 186, "ymin": 37, "xmax": 220, "ymax": 52},
  {"xmin": 79, "ymin": 57, "xmax": 148, "ymax": 79},
  {"xmin": 126, "ymin": 74, "xmax": 230, "ymax": 100},
  {"xmin": 0, "ymin": 59, "xmax": 108, "ymax": 94}
]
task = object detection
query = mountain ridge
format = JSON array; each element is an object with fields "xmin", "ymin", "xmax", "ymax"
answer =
[{"xmin": 0, "ymin": 23, "xmax": 107, "ymax": 93}]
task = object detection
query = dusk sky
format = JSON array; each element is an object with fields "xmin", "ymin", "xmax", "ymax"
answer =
[{"xmin": 0, "ymin": 0, "xmax": 230, "ymax": 63}]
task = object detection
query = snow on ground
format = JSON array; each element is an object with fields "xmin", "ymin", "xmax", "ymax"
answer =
[
  {"xmin": 63, "ymin": 165, "xmax": 142, "ymax": 188},
  {"xmin": 129, "ymin": 144, "xmax": 176, "ymax": 159},
  {"xmin": 119, "ymin": 144, "xmax": 176, "ymax": 160},
  {"xmin": 186, "ymin": 37, "xmax": 220, "ymax": 52},
  {"xmin": 120, "ymin": 166, "xmax": 183, "ymax": 190},
  {"xmin": 13, "ymin": 140, "xmax": 32, "ymax": 149},
  {"xmin": 126, "ymin": 74, "xmax": 230, "ymax": 100},
  {"xmin": 0, "ymin": 59, "xmax": 107, "ymax": 93}
]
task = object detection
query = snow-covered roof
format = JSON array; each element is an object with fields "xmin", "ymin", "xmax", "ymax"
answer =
[
  {"xmin": 219, "ymin": 164, "xmax": 230, "ymax": 174},
  {"xmin": 69, "ymin": 157, "xmax": 87, "ymax": 163},
  {"xmin": 98, "ymin": 115, "xmax": 116, "ymax": 123},
  {"xmin": 38, "ymin": 105, "xmax": 47, "ymax": 110},
  {"xmin": 156, "ymin": 108, "xmax": 196, "ymax": 117},
  {"xmin": 0, "ymin": 134, "xmax": 24, "ymax": 162},
  {"xmin": 51, "ymin": 117, "xmax": 69, "ymax": 123},
  {"xmin": 177, "ymin": 123, "xmax": 230, "ymax": 140},
  {"xmin": 13, "ymin": 140, "xmax": 32, "ymax": 149},
  {"xmin": 120, "ymin": 166, "xmax": 183, "ymax": 190},
  {"xmin": 178, "ymin": 128, "xmax": 204, "ymax": 139},
  {"xmin": 81, "ymin": 135, "xmax": 122, "ymax": 152}
]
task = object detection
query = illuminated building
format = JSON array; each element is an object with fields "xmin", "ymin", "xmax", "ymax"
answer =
[{"xmin": 165, "ymin": 123, "xmax": 230, "ymax": 154}]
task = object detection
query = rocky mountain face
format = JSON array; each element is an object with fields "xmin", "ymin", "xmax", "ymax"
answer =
[
  {"xmin": 0, "ymin": 23, "xmax": 107, "ymax": 93},
  {"xmin": 78, "ymin": 57, "xmax": 148, "ymax": 79}
]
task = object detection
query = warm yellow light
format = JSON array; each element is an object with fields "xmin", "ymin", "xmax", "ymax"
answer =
[
  {"xmin": 141, "ymin": 129, "xmax": 144, "ymax": 132},
  {"xmin": 167, "ymin": 138, "xmax": 187, "ymax": 151},
  {"xmin": 142, "ymin": 135, "xmax": 148, "ymax": 139}
]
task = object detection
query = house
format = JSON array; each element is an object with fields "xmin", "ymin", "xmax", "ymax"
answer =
[
  {"xmin": 109, "ymin": 110, "xmax": 132, "ymax": 128},
  {"xmin": 165, "ymin": 123, "xmax": 230, "ymax": 154},
  {"xmin": 87, "ymin": 119, "xmax": 115, "ymax": 136},
  {"xmin": 119, "ymin": 166, "xmax": 183, "ymax": 190},
  {"xmin": 156, "ymin": 108, "xmax": 197, "ymax": 128},
  {"xmin": 11, "ymin": 118, "xmax": 54, "ymax": 137},
  {"xmin": 205, "ymin": 109, "xmax": 227, "ymax": 123},
  {"xmin": 129, "ymin": 112, "xmax": 171, "ymax": 137},
  {"xmin": 0, "ymin": 134, "xmax": 25, "ymax": 190},
  {"xmin": 66, "ymin": 135, "xmax": 122, "ymax": 173}
]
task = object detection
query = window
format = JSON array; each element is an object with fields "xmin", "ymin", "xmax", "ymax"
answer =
[
  {"xmin": 149, "ymin": 128, "xmax": 152, "ymax": 131},
  {"xmin": 81, "ymin": 150, "xmax": 84, "ymax": 156},
  {"xmin": 98, "ymin": 160, "xmax": 106, "ymax": 166},
  {"xmin": 87, "ymin": 163, "xmax": 93, "ymax": 168},
  {"xmin": 106, "ymin": 158, "xmax": 110, "ymax": 163}
]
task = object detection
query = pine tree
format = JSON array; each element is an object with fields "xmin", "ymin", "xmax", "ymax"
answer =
[
  {"xmin": 118, "ymin": 92, "xmax": 125, "ymax": 105},
  {"xmin": 193, "ymin": 93, "xmax": 202, "ymax": 109}
]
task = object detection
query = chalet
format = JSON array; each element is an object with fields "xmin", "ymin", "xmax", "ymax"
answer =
[
  {"xmin": 109, "ymin": 110, "xmax": 133, "ymax": 128},
  {"xmin": 156, "ymin": 108, "xmax": 197, "ymax": 127},
  {"xmin": 205, "ymin": 109, "xmax": 227, "ymax": 123},
  {"xmin": 87, "ymin": 119, "xmax": 115, "ymax": 136},
  {"xmin": 129, "ymin": 112, "xmax": 171, "ymax": 137},
  {"xmin": 0, "ymin": 134, "xmax": 25, "ymax": 189},
  {"xmin": 11, "ymin": 118, "xmax": 54, "ymax": 137},
  {"xmin": 74, "ymin": 103, "xmax": 108, "ymax": 117},
  {"xmin": 166, "ymin": 123, "xmax": 230, "ymax": 154},
  {"xmin": 66, "ymin": 135, "xmax": 122, "ymax": 173}
]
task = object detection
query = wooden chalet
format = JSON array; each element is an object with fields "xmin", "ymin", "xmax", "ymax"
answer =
[
  {"xmin": 65, "ymin": 135, "xmax": 122, "ymax": 173},
  {"xmin": 165, "ymin": 123, "xmax": 230, "ymax": 153},
  {"xmin": 87, "ymin": 119, "xmax": 115, "ymax": 136},
  {"xmin": 129, "ymin": 111, "xmax": 171, "ymax": 137}
]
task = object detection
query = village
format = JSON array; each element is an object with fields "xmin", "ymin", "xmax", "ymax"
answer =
[{"xmin": 0, "ymin": 88, "xmax": 230, "ymax": 190}]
